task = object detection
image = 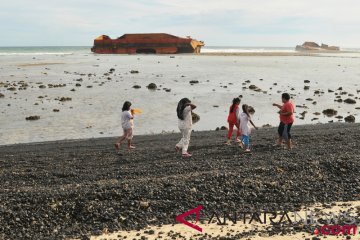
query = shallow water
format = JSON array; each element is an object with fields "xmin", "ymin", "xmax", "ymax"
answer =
[{"xmin": 0, "ymin": 49, "xmax": 360, "ymax": 145}]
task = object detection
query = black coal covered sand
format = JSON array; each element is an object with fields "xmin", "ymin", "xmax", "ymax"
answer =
[{"xmin": 0, "ymin": 123, "xmax": 360, "ymax": 239}]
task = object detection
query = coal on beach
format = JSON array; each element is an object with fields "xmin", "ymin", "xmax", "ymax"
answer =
[{"xmin": 0, "ymin": 123, "xmax": 360, "ymax": 239}]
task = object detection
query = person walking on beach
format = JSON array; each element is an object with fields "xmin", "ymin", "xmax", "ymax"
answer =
[
  {"xmin": 115, "ymin": 101, "xmax": 135, "ymax": 153},
  {"xmin": 273, "ymin": 93, "xmax": 295, "ymax": 149},
  {"xmin": 225, "ymin": 97, "xmax": 241, "ymax": 145},
  {"xmin": 239, "ymin": 104, "xmax": 258, "ymax": 153},
  {"xmin": 175, "ymin": 98, "xmax": 196, "ymax": 158}
]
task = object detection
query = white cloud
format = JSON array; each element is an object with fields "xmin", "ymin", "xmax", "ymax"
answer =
[{"xmin": 0, "ymin": 0, "xmax": 359, "ymax": 46}]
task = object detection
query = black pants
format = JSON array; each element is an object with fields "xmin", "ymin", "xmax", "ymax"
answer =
[{"xmin": 278, "ymin": 122, "xmax": 293, "ymax": 140}]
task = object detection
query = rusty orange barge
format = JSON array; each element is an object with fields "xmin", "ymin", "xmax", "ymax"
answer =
[{"xmin": 91, "ymin": 33, "xmax": 204, "ymax": 54}]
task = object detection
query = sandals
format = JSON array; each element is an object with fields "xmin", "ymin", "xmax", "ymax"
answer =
[
  {"xmin": 182, "ymin": 152, "xmax": 192, "ymax": 158},
  {"xmin": 176, "ymin": 146, "xmax": 192, "ymax": 157},
  {"xmin": 226, "ymin": 139, "xmax": 242, "ymax": 146},
  {"xmin": 115, "ymin": 143, "xmax": 120, "ymax": 150},
  {"xmin": 244, "ymin": 149, "xmax": 252, "ymax": 154}
]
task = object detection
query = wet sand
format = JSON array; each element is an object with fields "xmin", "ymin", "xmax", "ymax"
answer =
[
  {"xmin": 1, "ymin": 52, "xmax": 360, "ymax": 145},
  {"xmin": 0, "ymin": 123, "xmax": 360, "ymax": 239}
]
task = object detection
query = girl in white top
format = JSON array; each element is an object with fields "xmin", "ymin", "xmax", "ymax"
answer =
[
  {"xmin": 175, "ymin": 98, "xmax": 196, "ymax": 157},
  {"xmin": 115, "ymin": 101, "xmax": 135, "ymax": 153},
  {"xmin": 239, "ymin": 104, "xmax": 258, "ymax": 153}
]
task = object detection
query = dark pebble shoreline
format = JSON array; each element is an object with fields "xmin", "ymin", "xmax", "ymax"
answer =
[{"xmin": 0, "ymin": 123, "xmax": 360, "ymax": 239}]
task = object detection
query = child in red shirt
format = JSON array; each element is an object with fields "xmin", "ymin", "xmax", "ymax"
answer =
[
  {"xmin": 273, "ymin": 93, "xmax": 295, "ymax": 149},
  {"xmin": 226, "ymin": 97, "xmax": 241, "ymax": 145}
]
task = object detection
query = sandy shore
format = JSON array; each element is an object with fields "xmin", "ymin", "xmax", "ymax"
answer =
[
  {"xmin": 92, "ymin": 200, "xmax": 360, "ymax": 240},
  {"xmin": 0, "ymin": 123, "xmax": 360, "ymax": 239},
  {"xmin": 16, "ymin": 62, "xmax": 65, "ymax": 67}
]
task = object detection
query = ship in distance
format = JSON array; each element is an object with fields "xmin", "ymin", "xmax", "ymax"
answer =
[{"xmin": 91, "ymin": 33, "xmax": 205, "ymax": 54}]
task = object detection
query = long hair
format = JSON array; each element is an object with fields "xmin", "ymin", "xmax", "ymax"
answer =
[
  {"xmin": 177, "ymin": 98, "xmax": 191, "ymax": 120},
  {"xmin": 122, "ymin": 101, "xmax": 132, "ymax": 111},
  {"xmin": 242, "ymin": 104, "xmax": 250, "ymax": 117},
  {"xmin": 230, "ymin": 98, "xmax": 241, "ymax": 113}
]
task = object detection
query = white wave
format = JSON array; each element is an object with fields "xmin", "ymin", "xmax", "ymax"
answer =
[
  {"xmin": 202, "ymin": 48, "xmax": 295, "ymax": 53},
  {"xmin": 0, "ymin": 52, "xmax": 75, "ymax": 56}
]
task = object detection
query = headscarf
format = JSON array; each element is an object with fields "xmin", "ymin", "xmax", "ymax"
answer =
[{"xmin": 177, "ymin": 98, "xmax": 191, "ymax": 120}]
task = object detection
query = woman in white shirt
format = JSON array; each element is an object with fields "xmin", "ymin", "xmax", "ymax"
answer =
[
  {"xmin": 239, "ymin": 104, "xmax": 258, "ymax": 153},
  {"xmin": 115, "ymin": 101, "xmax": 135, "ymax": 153},
  {"xmin": 175, "ymin": 98, "xmax": 197, "ymax": 157}
]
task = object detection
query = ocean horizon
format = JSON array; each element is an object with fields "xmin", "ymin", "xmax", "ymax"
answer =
[{"xmin": 1, "ymin": 46, "xmax": 360, "ymax": 56}]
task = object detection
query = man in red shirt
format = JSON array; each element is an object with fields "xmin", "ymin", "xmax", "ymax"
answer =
[{"xmin": 273, "ymin": 93, "xmax": 295, "ymax": 149}]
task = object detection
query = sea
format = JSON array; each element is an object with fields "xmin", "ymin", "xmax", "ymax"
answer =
[
  {"xmin": 0, "ymin": 46, "xmax": 360, "ymax": 145},
  {"xmin": 1, "ymin": 46, "xmax": 360, "ymax": 55}
]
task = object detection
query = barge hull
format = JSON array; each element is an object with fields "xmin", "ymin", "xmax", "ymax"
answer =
[{"xmin": 91, "ymin": 33, "xmax": 204, "ymax": 54}]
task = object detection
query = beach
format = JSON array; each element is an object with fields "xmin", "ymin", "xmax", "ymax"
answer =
[
  {"xmin": 1, "ymin": 48, "xmax": 360, "ymax": 239},
  {"xmin": 0, "ymin": 123, "xmax": 359, "ymax": 239},
  {"xmin": 1, "ymin": 48, "xmax": 360, "ymax": 145},
  {"xmin": 2, "ymin": 0, "xmax": 360, "ymax": 240}
]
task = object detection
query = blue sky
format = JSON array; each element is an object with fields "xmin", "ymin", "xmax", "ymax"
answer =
[{"xmin": 1, "ymin": 0, "xmax": 359, "ymax": 47}]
